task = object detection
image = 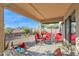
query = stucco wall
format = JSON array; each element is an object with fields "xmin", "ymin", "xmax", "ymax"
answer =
[
  {"xmin": 0, "ymin": 7, "xmax": 4, "ymax": 55},
  {"xmin": 75, "ymin": 4, "xmax": 79, "ymax": 38},
  {"xmin": 63, "ymin": 4, "xmax": 79, "ymax": 38}
]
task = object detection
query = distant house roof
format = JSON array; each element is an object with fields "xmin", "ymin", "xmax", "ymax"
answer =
[{"xmin": 12, "ymin": 29, "xmax": 24, "ymax": 33}]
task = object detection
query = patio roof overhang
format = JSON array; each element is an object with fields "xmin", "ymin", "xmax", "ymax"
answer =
[{"xmin": 1, "ymin": 3, "xmax": 72, "ymax": 24}]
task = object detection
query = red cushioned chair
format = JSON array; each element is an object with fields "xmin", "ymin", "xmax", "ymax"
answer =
[
  {"xmin": 55, "ymin": 33, "xmax": 63, "ymax": 43},
  {"xmin": 35, "ymin": 32, "xmax": 42, "ymax": 43},
  {"xmin": 71, "ymin": 34, "xmax": 76, "ymax": 45},
  {"xmin": 46, "ymin": 32, "xmax": 51, "ymax": 41},
  {"xmin": 54, "ymin": 48, "xmax": 64, "ymax": 56},
  {"xmin": 35, "ymin": 32, "xmax": 40, "ymax": 40}
]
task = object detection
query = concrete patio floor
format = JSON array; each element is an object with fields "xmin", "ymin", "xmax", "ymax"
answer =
[{"xmin": 4, "ymin": 35, "xmax": 70, "ymax": 56}]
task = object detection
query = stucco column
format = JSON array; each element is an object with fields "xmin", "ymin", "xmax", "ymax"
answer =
[
  {"xmin": 0, "ymin": 7, "xmax": 4, "ymax": 55},
  {"xmin": 76, "ymin": 5, "xmax": 79, "ymax": 37},
  {"xmin": 75, "ymin": 4, "xmax": 79, "ymax": 55}
]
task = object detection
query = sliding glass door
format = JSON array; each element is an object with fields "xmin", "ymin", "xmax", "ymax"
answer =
[{"xmin": 65, "ymin": 11, "xmax": 76, "ymax": 45}]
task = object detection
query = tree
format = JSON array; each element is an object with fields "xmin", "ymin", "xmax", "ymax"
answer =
[
  {"xmin": 5, "ymin": 28, "xmax": 13, "ymax": 35},
  {"xmin": 23, "ymin": 28, "xmax": 30, "ymax": 34}
]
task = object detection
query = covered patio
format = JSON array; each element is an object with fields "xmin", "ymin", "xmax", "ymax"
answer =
[{"xmin": 0, "ymin": 3, "xmax": 79, "ymax": 56}]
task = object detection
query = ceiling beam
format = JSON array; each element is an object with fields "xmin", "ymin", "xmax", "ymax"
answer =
[{"xmin": 41, "ymin": 17, "xmax": 63, "ymax": 24}]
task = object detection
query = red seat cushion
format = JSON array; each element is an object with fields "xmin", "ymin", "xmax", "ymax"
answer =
[{"xmin": 19, "ymin": 42, "xmax": 26, "ymax": 49}]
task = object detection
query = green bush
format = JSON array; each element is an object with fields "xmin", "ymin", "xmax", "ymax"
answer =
[
  {"xmin": 5, "ymin": 28, "xmax": 13, "ymax": 35},
  {"xmin": 23, "ymin": 28, "xmax": 30, "ymax": 34},
  {"xmin": 33, "ymin": 31, "xmax": 36, "ymax": 35}
]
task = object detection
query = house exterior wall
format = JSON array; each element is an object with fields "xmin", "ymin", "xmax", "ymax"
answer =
[
  {"xmin": 75, "ymin": 4, "xmax": 79, "ymax": 38},
  {"xmin": 63, "ymin": 4, "xmax": 79, "ymax": 55},
  {"xmin": 63, "ymin": 4, "xmax": 75, "ymax": 40},
  {"xmin": 63, "ymin": 4, "xmax": 79, "ymax": 39}
]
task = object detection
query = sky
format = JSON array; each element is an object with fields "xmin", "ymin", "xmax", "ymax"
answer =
[{"xmin": 4, "ymin": 9, "xmax": 41, "ymax": 29}]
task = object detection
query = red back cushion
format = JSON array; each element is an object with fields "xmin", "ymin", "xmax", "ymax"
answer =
[{"xmin": 35, "ymin": 33, "xmax": 40, "ymax": 40}]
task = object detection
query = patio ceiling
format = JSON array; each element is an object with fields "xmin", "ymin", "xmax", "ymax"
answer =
[{"xmin": 3, "ymin": 3, "xmax": 72, "ymax": 24}]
